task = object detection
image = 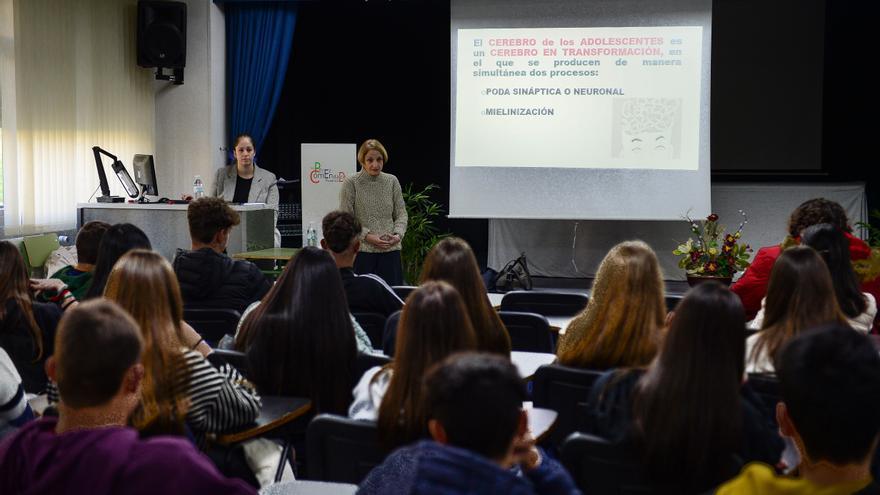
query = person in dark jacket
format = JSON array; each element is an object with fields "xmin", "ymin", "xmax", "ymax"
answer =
[
  {"xmin": 584, "ymin": 282, "xmax": 783, "ymax": 494},
  {"xmin": 359, "ymin": 353, "xmax": 581, "ymax": 495},
  {"xmin": 0, "ymin": 241, "xmax": 62, "ymax": 395},
  {"xmin": 173, "ymin": 197, "xmax": 270, "ymax": 313},
  {"xmin": 321, "ymin": 210, "xmax": 404, "ymax": 317}
]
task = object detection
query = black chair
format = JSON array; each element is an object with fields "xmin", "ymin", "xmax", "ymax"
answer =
[
  {"xmin": 306, "ymin": 414, "xmax": 387, "ymax": 484},
  {"xmin": 381, "ymin": 310, "xmax": 403, "ymax": 356},
  {"xmin": 561, "ymin": 432, "xmax": 657, "ymax": 494},
  {"xmin": 532, "ymin": 363, "xmax": 604, "ymax": 447},
  {"xmin": 354, "ymin": 353, "xmax": 391, "ymax": 383},
  {"xmin": 747, "ymin": 373, "xmax": 781, "ymax": 424},
  {"xmin": 183, "ymin": 308, "xmax": 242, "ymax": 347},
  {"xmin": 665, "ymin": 294, "xmax": 683, "ymax": 312},
  {"xmin": 208, "ymin": 349, "xmax": 250, "ymax": 378},
  {"xmin": 391, "ymin": 285, "xmax": 417, "ymax": 301},
  {"xmin": 499, "ymin": 311, "xmax": 554, "ymax": 353},
  {"xmin": 500, "ymin": 291, "xmax": 589, "ymax": 317},
  {"xmin": 351, "ymin": 312, "xmax": 387, "ymax": 350}
]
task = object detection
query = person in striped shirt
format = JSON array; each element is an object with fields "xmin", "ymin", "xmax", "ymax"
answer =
[{"xmin": 104, "ymin": 249, "xmax": 260, "ymax": 438}]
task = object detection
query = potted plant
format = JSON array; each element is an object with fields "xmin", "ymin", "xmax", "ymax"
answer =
[
  {"xmin": 400, "ymin": 183, "xmax": 449, "ymax": 284},
  {"xmin": 673, "ymin": 211, "xmax": 752, "ymax": 286}
]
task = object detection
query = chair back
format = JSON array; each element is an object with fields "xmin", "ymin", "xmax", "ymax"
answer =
[
  {"xmin": 183, "ymin": 308, "xmax": 242, "ymax": 347},
  {"xmin": 561, "ymin": 432, "xmax": 656, "ymax": 494},
  {"xmin": 351, "ymin": 312, "xmax": 387, "ymax": 350},
  {"xmin": 747, "ymin": 373, "xmax": 781, "ymax": 424},
  {"xmin": 533, "ymin": 363, "xmax": 604, "ymax": 447},
  {"xmin": 354, "ymin": 353, "xmax": 391, "ymax": 383},
  {"xmin": 381, "ymin": 310, "xmax": 403, "ymax": 356},
  {"xmin": 500, "ymin": 290, "xmax": 589, "ymax": 317},
  {"xmin": 665, "ymin": 294, "xmax": 683, "ymax": 312},
  {"xmin": 21, "ymin": 233, "xmax": 60, "ymax": 277},
  {"xmin": 209, "ymin": 349, "xmax": 250, "ymax": 378},
  {"xmin": 306, "ymin": 414, "xmax": 386, "ymax": 484},
  {"xmin": 499, "ymin": 311, "xmax": 554, "ymax": 353},
  {"xmin": 391, "ymin": 285, "xmax": 416, "ymax": 301}
]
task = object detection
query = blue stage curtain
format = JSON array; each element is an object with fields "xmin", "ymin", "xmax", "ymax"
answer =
[{"xmin": 226, "ymin": 3, "xmax": 297, "ymax": 153}]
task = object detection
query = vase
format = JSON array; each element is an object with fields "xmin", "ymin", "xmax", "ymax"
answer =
[{"xmin": 686, "ymin": 275, "xmax": 733, "ymax": 287}]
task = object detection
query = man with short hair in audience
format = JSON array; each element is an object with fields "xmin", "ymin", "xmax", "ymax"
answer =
[
  {"xmin": 0, "ymin": 300, "xmax": 256, "ymax": 494},
  {"xmin": 321, "ymin": 210, "xmax": 404, "ymax": 317},
  {"xmin": 359, "ymin": 352, "xmax": 581, "ymax": 495},
  {"xmin": 47, "ymin": 220, "xmax": 111, "ymax": 301},
  {"xmin": 717, "ymin": 325, "xmax": 880, "ymax": 494},
  {"xmin": 173, "ymin": 197, "xmax": 270, "ymax": 313}
]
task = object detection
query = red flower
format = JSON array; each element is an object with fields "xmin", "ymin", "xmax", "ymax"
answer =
[
  {"xmin": 707, "ymin": 213, "xmax": 719, "ymax": 222},
  {"xmin": 725, "ymin": 234, "xmax": 736, "ymax": 245},
  {"xmin": 690, "ymin": 251, "xmax": 701, "ymax": 262},
  {"xmin": 722, "ymin": 244, "xmax": 732, "ymax": 253},
  {"xmin": 705, "ymin": 262, "xmax": 717, "ymax": 273}
]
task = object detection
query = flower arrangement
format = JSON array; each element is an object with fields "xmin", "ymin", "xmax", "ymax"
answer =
[{"xmin": 673, "ymin": 211, "xmax": 752, "ymax": 278}]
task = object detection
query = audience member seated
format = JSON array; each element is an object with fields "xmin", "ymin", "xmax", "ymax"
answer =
[
  {"xmin": 106, "ymin": 250, "xmax": 260, "ymax": 438},
  {"xmin": 585, "ymin": 283, "xmax": 783, "ymax": 494},
  {"xmin": 0, "ymin": 300, "xmax": 256, "ymax": 494},
  {"xmin": 359, "ymin": 353, "xmax": 581, "ymax": 495},
  {"xmin": 0, "ymin": 241, "xmax": 62, "ymax": 394},
  {"xmin": 732, "ymin": 198, "xmax": 876, "ymax": 321},
  {"xmin": 419, "ymin": 237, "xmax": 511, "ymax": 356},
  {"xmin": 717, "ymin": 325, "xmax": 880, "ymax": 494},
  {"xmin": 0, "ymin": 348, "xmax": 35, "ymax": 439},
  {"xmin": 321, "ymin": 210, "xmax": 404, "ymax": 317},
  {"xmin": 746, "ymin": 246, "xmax": 846, "ymax": 374},
  {"xmin": 45, "ymin": 220, "xmax": 110, "ymax": 301},
  {"xmin": 748, "ymin": 226, "xmax": 877, "ymax": 333},
  {"xmin": 173, "ymin": 197, "xmax": 270, "ymax": 313},
  {"xmin": 802, "ymin": 223, "xmax": 877, "ymax": 332},
  {"xmin": 237, "ymin": 247, "xmax": 357, "ymax": 415},
  {"xmin": 84, "ymin": 223, "xmax": 152, "ymax": 299},
  {"xmin": 556, "ymin": 240, "xmax": 665, "ymax": 370},
  {"xmin": 349, "ymin": 281, "xmax": 477, "ymax": 450}
]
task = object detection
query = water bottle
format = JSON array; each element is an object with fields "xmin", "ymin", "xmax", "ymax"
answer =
[
  {"xmin": 192, "ymin": 175, "xmax": 205, "ymax": 199},
  {"xmin": 306, "ymin": 222, "xmax": 318, "ymax": 247}
]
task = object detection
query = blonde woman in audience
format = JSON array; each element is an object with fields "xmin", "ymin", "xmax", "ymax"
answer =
[
  {"xmin": 746, "ymin": 246, "xmax": 846, "ymax": 374},
  {"xmin": 418, "ymin": 237, "xmax": 511, "ymax": 356},
  {"xmin": 349, "ymin": 281, "xmax": 477, "ymax": 450},
  {"xmin": 557, "ymin": 240, "xmax": 665, "ymax": 369},
  {"xmin": 104, "ymin": 249, "xmax": 260, "ymax": 438}
]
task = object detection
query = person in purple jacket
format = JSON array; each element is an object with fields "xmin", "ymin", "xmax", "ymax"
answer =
[
  {"xmin": 358, "ymin": 352, "xmax": 581, "ymax": 495},
  {"xmin": 0, "ymin": 299, "xmax": 255, "ymax": 495}
]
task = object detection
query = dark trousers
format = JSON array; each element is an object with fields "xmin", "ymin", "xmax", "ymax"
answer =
[{"xmin": 354, "ymin": 250, "xmax": 403, "ymax": 286}]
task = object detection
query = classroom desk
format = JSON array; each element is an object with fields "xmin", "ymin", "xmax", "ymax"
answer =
[
  {"xmin": 526, "ymin": 406, "xmax": 559, "ymax": 444},
  {"xmin": 488, "ymin": 292, "xmax": 504, "ymax": 309},
  {"xmin": 512, "ymin": 351, "xmax": 556, "ymax": 381},
  {"xmin": 233, "ymin": 247, "xmax": 300, "ymax": 261},
  {"xmin": 215, "ymin": 396, "xmax": 312, "ymax": 444},
  {"xmin": 547, "ymin": 316, "xmax": 575, "ymax": 335},
  {"xmin": 232, "ymin": 248, "xmax": 301, "ymax": 278}
]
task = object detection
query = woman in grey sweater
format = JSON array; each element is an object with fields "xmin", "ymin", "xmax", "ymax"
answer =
[{"xmin": 339, "ymin": 139, "xmax": 408, "ymax": 285}]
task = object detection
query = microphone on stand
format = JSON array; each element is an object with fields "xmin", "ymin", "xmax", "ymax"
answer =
[{"xmin": 274, "ymin": 177, "xmax": 300, "ymax": 189}]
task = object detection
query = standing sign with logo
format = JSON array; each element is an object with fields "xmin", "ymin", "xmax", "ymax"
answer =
[{"xmin": 301, "ymin": 143, "xmax": 357, "ymax": 245}]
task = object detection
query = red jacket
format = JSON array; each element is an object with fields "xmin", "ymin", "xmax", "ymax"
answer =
[{"xmin": 731, "ymin": 232, "xmax": 873, "ymax": 321}]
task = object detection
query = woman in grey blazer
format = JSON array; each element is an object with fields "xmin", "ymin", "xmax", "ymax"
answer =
[{"xmin": 212, "ymin": 134, "xmax": 280, "ymax": 246}]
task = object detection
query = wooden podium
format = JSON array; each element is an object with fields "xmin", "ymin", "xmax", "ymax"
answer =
[{"xmin": 76, "ymin": 203, "xmax": 274, "ymax": 261}]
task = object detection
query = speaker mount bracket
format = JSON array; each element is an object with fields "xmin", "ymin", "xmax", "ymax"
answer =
[{"xmin": 154, "ymin": 67, "xmax": 184, "ymax": 85}]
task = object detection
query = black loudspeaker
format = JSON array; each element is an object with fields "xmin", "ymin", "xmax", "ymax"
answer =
[{"xmin": 137, "ymin": 1, "xmax": 187, "ymax": 69}]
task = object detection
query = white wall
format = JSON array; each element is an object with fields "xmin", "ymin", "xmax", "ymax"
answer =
[{"xmin": 154, "ymin": 0, "xmax": 225, "ymax": 199}]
